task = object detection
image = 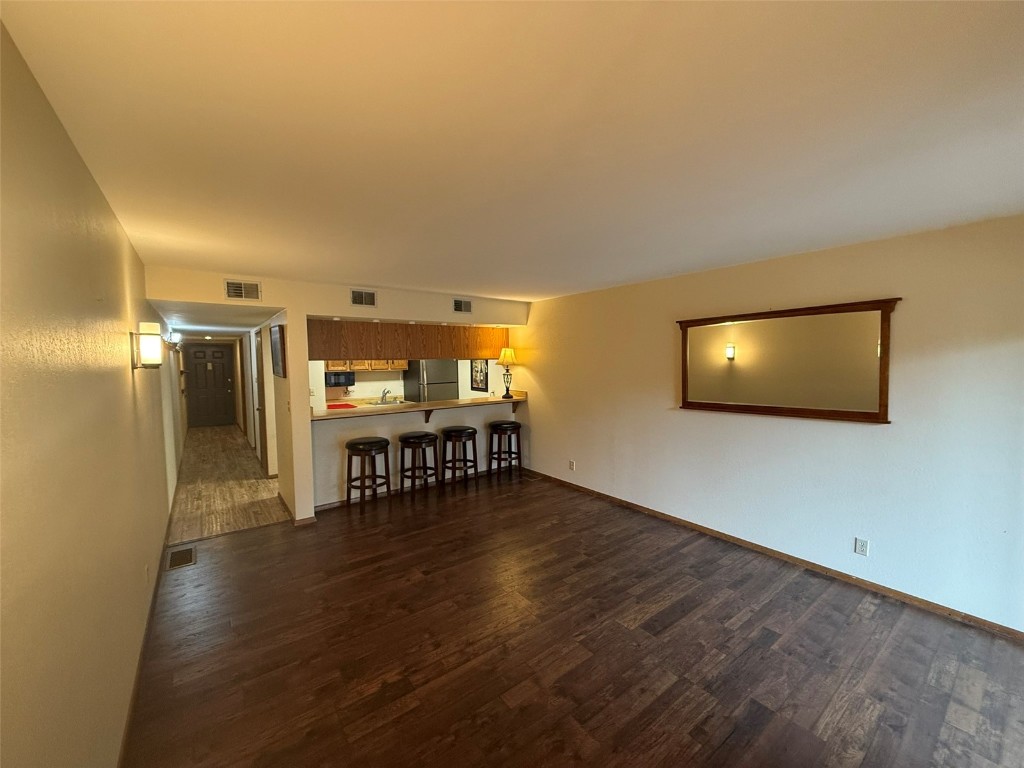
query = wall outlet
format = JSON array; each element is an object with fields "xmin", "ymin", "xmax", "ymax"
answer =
[
  {"xmin": 309, "ymin": 388, "xmax": 315, "ymax": 397},
  {"xmin": 569, "ymin": 460, "xmax": 576, "ymax": 471},
  {"xmin": 854, "ymin": 537, "xmax": 870, "ymax": 556}
]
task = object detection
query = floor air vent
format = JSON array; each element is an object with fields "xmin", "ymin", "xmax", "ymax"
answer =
[
  {"xmin": 224, "ymin": 280, "xmax": 262, "ymax": 300},
  {"xmin": 167, "ymin": 547, "xmax": 196, "ymax": 570},
  {"xmin": 351, "ymin": 289, "xmax": 377, "ymax": 307},
  {"xmin": 453, "ymin": 298, "xmax": 473, "ymax": 313}
]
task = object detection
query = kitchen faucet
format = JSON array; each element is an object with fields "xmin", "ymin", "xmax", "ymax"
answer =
[{"xmin": 380, "ymin": 388, "xmax": 391, "ymax": 403}]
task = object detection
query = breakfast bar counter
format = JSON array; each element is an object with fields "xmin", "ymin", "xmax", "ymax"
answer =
[
  {"xmin": 310, "ymin": 393, "xmax": 527, "ymax": 509},
  {"xmin": 311, "ymin": 392, "xmax": 526, "ymax": 423}
]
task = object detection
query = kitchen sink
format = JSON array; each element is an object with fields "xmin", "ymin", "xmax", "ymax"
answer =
[{"xmin": 370, "ymin": 400, "xmax": 405, "ymax": 406}]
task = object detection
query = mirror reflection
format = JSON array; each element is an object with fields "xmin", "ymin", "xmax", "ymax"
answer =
[
  {"xmin": 688, "ymin": 311, "xmax": 881, "ymax": 411},
  {"xmin": 678, "ymin": 298, "xmax": 901, "ymax": 423}
]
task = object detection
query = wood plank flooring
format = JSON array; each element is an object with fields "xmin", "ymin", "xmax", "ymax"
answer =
[
  {"xmin": 125, "ymin": 475, "xmax": 1024, "ymax": 767},
  {"xmin": 166, "ymin": 426, "xmax": 290, "ymax": 546}
]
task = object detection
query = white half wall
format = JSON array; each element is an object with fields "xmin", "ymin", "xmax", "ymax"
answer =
[{"xmin": 512, "ymin": 215, "xmax": 1024, "ymax": 632}]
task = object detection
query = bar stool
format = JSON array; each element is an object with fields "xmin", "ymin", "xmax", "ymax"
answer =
[
  {"xmin": 440, "ymin": 426, "xmax": 478, "ymax": 488},
  {"xmin": 398, "ymin": 431, "xmax": 439, "ymax": 494},
  {"xmin": 488, "ymin": 420, "xmax": 523, "ymax": 479},
  {"xmin": 345, "ymin": 436, "xmax": 391, "ymax": 506}
]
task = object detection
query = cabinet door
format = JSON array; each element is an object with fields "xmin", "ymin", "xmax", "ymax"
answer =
[
  {"xmin": 368, "ymin": 359, "xmax": 390, "ymax": 371},
  {"xmin": 388, "ymin": 359, "xmax": 409, "ymax": 371},
  {"xmin": 325, "ymin": 360, "xmax": 350, "ymax": 371},
  {"xmin": 349, "ymin": 360, "xmax": 370, "ymax": 371}
]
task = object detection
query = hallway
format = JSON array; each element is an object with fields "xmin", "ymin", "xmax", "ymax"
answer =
[{"xmin": 166, "ymin": 426, "xmax": 291, "ymax": 545}]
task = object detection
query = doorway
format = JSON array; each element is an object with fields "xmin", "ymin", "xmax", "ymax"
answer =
[{"xmin": 184, "ymin": 343, "xmax": 236, "ymax": 427}]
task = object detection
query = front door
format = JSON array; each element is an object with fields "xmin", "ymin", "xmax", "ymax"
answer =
[{"xmin": 185, "ymin": 344, "xmax": 236, "ymax": 427}]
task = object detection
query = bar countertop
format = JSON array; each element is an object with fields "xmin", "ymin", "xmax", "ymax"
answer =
[{"xmin": 311, "ymin": 392, "xmax": 526, "ymax": 423}]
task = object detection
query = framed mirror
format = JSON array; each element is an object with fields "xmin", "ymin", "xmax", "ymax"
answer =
[{"xmin": 678, "ymin": 298, "xmax": 901, "ymax": 423}]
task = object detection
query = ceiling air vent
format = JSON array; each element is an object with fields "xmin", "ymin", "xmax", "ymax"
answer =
[
  {"xmin": 453, "ymin": 298, "xmax": 473, "ymax": 314},
  {"xmin": 224, "ymin": 279, "xmax": 262, "ymax": 301},
  {"xmin": 351, "ymin": 289, "xmax": 377, "ymax": 307}
]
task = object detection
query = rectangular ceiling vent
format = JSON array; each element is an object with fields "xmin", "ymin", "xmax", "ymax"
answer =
[
  {"xmin": 224, "ymin": 279, "xmax": 262, "ymax": 301},
  {"xmin": 453, "ymin": 298, "xmax": 473, "ymax": 314},
  {"xmin": 351, "ymin": 289, "xmax": 377, "ymax": 307}
]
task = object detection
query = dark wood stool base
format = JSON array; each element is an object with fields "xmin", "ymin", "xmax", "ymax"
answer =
[
  {"xmin": 398, "ymin": 431, "xmax": 439, "ymax": 495},
  {"xmin": 440, "ymin": 426, "xmax": 478, "ymax": 489},
  {"xmin": 487, "ymin": 420, "xmax": 523, "ymax": 479},
  {"xmin": 345, "ymin": 436, "xmax": 391, "ymax": 507}
]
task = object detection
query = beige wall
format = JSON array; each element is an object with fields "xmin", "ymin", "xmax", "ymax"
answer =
[
  {"xmin": 0, "ymin": 26, "xmax": 171, "ymax": 768},
  {"xmin": 513, "ymin": 215, "xmax": 1024, "ymax": 632}
]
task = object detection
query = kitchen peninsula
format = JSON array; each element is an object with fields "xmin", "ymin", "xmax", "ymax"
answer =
[
  {"xmin": 311, "ymin": 392, "xmax": 526, "ymax": 422},
  {"xmin": 310, "ymin": 392, "xmax": 526, "ymax": 509},
  {"xmin": 307, "ymin": 317, "xmax": 524, "ymax": 509}
]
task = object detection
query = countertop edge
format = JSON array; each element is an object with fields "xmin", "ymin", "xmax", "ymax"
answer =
[{"xmin": 311, "ymin": 393, "xmax": 527, "ymax": 421}]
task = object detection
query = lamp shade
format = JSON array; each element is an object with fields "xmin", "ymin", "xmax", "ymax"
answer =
[
  {"xmin": 496, "ymin": 347, "xmax": 517, "ymax": 367},
  {"xmin": 133, "ymin": 321, "xmax": 163, "ymax": 368}
]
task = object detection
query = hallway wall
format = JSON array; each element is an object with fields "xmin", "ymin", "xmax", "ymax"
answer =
[{"xmin": 0, "ymin": 27, "xmax": 171, "ymax": 767}]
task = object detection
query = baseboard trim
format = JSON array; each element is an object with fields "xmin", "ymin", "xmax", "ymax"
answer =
[{"xmin": 527, "ymin": 470, "xmax": 1024, "ymax": 645}]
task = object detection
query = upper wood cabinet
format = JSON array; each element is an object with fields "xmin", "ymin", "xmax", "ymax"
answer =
[{"xmin": 308, "ymin": 319, "xmax": 508, "ymax": 361}]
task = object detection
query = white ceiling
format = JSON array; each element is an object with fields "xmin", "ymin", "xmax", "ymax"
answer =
[
  {"xmin": 3, "ymin": 2, "xmax": 1023, "ymax": 303},
  {"xmin": 149, "ymin": 299, "xmax": 284, "ymax": 338}
]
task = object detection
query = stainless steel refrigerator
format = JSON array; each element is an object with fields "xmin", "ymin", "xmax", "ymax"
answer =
[{"xmin": 402, "ymin": 359, "xmax": 460, "ymax": 402}]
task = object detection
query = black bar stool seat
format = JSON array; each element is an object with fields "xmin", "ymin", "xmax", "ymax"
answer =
[
  {"xmin": 345, "ymin": 436, "xmax": 391, "ymax": 506},
  {"xmin": 440, "ymin": 425, "xmax": 478, "ymax": 488},
  {"xmin": 488, "ymin": 420, "xmax": 523, "ymax": 479},
  {"xmin": 398, "ymin": 430, "xmax": 439, "ymax": 494}
]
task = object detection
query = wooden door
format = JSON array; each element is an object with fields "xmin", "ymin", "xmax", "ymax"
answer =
[
  {"xmin": 185, "ymin": 344, "xmax": 236, "ymax": 427},
  {"xmin": 255, "ymin": 333, "xmax": 269, "ymax": 475}
]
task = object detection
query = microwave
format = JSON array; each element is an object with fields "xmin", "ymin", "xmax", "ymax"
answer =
[{"xmin": 325, "ymin": 371, "xmax": 355, "ymax": 387}]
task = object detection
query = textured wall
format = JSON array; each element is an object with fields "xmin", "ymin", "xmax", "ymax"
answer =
[
  {"xmin": 513, "ymin": 215, "xmax": 1024, "ymax": 632},
  {"xmin": 0, "ymin": 27, "xmax": 170, "ymax": 767}
]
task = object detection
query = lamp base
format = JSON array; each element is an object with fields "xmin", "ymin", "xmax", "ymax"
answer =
[{"xmin": 502, "ymin": 368, "xmax": 513, "ymax": 399}]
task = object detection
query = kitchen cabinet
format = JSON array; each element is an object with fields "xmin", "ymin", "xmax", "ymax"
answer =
[
  {"xmin": 308, "ymin": 319, "xmax": 508, "ymax": 361},
  {"xmin": 329, "ymin": 359, "xmax": 408, "ymax": 372}
]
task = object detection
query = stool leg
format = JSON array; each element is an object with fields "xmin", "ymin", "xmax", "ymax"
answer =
[
  {"xmin": 400, "ymin": 445, "xmax": 407, "ymax": 494},
  {"xmin": 454, "ymin": 438, "xmax": 462, "ymax": 487},
  {"xmin": 471, "ymin": 436, "xmax": 478, "ymax": 486},
  {"xmin": 488, "ymin": 432, "xmax": 494, "ymax": 475},
  {"xmin": 440, "ymin": 438, "xmax": 449, "ymax": 491},
  {"xmin": 382, "ymin": 449, "xmax": 392, "ymax": 497},
  {"xmin": 514, "ymin": 431, "xmax": 522, "ymax": 478},
  {"xmin": 346, "ymin": 451, "xmax": 354, "ymax": 505},
  {"xmin": 359, "ymin": 453, "xmax": 368, "ymax": 507},
  {"xmin": 407, "ymin": 446, "xmax": 417, "ymax": 496},
  {"xmin": 419, "ymin": 445, "xmax": 429, "ymax": 492},
  {"xmin": 431, "ymin": 441, "xmax": 440, "ymax": 492},
  {"xmin": 497, "ymin": 433, "xmax": 505, "ymax": 480}
]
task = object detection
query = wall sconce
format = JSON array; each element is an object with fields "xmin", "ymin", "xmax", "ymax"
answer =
[
  {"xmin": 496, "ymin": 347, "xmax": 518, "ymax": 399},
  {"xmin": 725, "ymin": 343, "xmax": 736, "ymax": 361},
  {"xmin": 131, "ymin": 321, "xmax": 163, "ymax": 369}
]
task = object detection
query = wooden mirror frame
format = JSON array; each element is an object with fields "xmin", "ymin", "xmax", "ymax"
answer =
[{"xmin": 678, "ymin": 298, "xmax": 901, "ymax": 424}]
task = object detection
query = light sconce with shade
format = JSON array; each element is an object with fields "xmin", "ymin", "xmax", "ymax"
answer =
[
  {"xmin": 725, "ymin": 343, "xmax": 736, "ymax": 361},
  {"xmin": 131, "ymin": 322, "xmax": 163, "ymax": 369},
  {"xmin": 496, "ymin": 347, "xmax": 517, "ymax": 399}
]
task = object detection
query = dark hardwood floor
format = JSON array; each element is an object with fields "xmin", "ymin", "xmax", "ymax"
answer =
[{"xmin": 123, "ymin": 475, "xmax": 1024, "ymax": 767}]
